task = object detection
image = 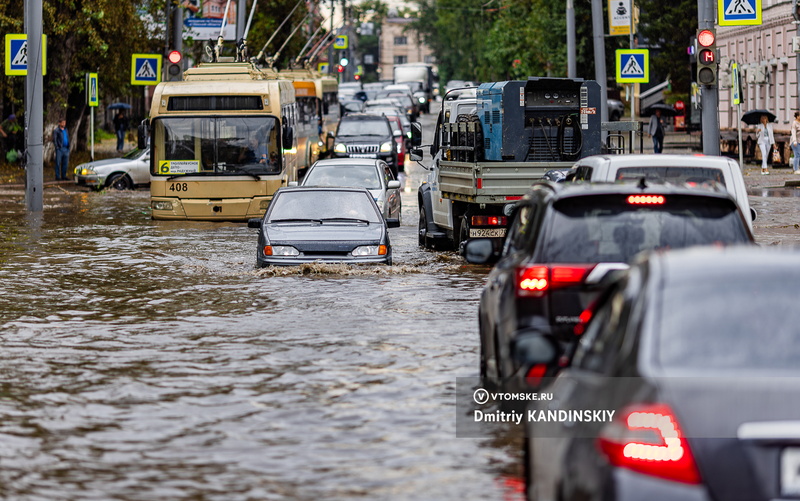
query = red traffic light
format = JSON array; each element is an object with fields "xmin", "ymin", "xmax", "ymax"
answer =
[
  {"xmin": 699, "ymin": 49, "xmax": 715, "ymax": 64},
  {"xmin": 337, "ymin": 64, "xmax": 344, "ymax": 73},
  {"xmin": 354, "ymin": 74, "xmax": 361, "ymax": 80},
  {"xmin": 168, "ymin": 50, "xmax": 182, "ymax": 64},
  {"xmin": 697, "ymin": 29, "xmax": 715, "ymax": 47}
]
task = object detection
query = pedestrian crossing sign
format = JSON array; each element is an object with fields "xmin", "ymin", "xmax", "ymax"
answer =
[
  {"xmin": 87, "ymin": 73, "xmax": 99, "ymax": 107},
  {"xmin": 333, "ymin": 36, "xmax": 348, "ymax": 50},
  {"xmin": 4, "ymin": 34, "xmax": 47, "ymax": 76},
  {"xmin": 616, "ymin": 49, "xmax": 649, "ymax": 83},
  {"xmin": 719, "ymin": 0, "xmax": 761, "ymax": 26},
  {"xmin": 131, "ymin": 54, "xmax": 162, "ymax": 86}
]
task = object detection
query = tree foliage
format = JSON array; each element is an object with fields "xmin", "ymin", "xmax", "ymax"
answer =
[{"xmin": 637, "ymin": 0, "xmax": 696, "ymax": 94}]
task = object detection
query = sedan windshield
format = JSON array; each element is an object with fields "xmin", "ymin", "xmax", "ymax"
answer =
[
  {"xmin": 543, "ymin": 194, "xmax": 750, "ymax": 263},
  {"xmin": 303, "ymin": 165, "xmax": 382, "ymax": 190},
  {"xmin": 152, "ymin": 116, "xmax": 280, "ymax": 176},
  {"xmin": 268, "ymin": 191, "xmax": 381, "ymax": 223},
  {"xmin": 337, "ymin": 119, "xmax": 390, "ymax": 137}
]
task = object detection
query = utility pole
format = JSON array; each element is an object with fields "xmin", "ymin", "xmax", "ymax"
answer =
[
  {"xmin": 328, "ymin": 0, "xmax": 335, "ymax": 75},
  {"xmin": 25, "ymin": 0, "xmax": 44, "ymax": 212},
  {"xmin": 566, "ymin": 0, "xmax": 576, "ymax": 78},
  {"xmin": 699, "ymin": 0, "xmax": 720, "ymax": 155},
  {"xmin": 591, "ymin": 0, "xmax": 609, "ymax": 135}
]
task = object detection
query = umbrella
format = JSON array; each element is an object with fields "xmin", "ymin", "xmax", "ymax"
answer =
[
  {"xmin": 108, "ymin": 102, "xmax": 132, "ymax": 110},
  {"xmin": 642, "ymin": 103, "xmax": 678, "ymax": 117},
  {"xmin": 741, "ymin": 109, "xmax": 776, "ymax": 125}
]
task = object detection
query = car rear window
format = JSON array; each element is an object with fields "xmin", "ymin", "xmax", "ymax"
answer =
[
  {"xmin": 657, "ymin": 275, "xmax": 800, "ymax": 371},
  {"xmin": 542, "ymin": 194, "xmax": 751, "ymax": 263},
  {"xmin": 615, "ymin": 167, "xmax": 726, "ymax": 188}
]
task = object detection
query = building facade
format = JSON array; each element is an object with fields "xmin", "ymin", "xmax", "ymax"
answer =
[{"xmin": 378, "ymin": 16, "xmax": 436, "ymax": 79}]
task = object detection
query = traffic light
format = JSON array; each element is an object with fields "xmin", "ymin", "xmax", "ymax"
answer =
[
  {"xmin": 696, "ymin": 29, "xmax": 717, "ymax": 86},
  {"xmin": 166, "ymin": 50, "xmax": 183, "ymax": 81},
  {"xmin": 337, "ymin": 64, "xmax": 344, "ymax": 73}
]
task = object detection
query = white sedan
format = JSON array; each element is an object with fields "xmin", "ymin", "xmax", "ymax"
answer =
[
  {"xmin": 298, "ymin": 158, "xmax": 402, "ymax": 221},
  {"xmin": 74, "ymin": 147, "xmax": 150, "ymax": 190}
]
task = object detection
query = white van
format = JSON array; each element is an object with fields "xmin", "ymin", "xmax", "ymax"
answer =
[{"xmin": 567, "ymin": 154, "xmax": 756, "ymax": 231}]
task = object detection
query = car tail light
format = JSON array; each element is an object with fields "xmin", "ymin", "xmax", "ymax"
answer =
[
  {"xmin": 516, "ymin": 264, "xmax": 594, "ymax": 297},
  {"xmin": 597, "ymin": 403, "xmax": 701, "ymax": 484},
  {"xmin": 471, "ymin": 215, "xmax": 507, "ymax": 226},
  {"xmin": 573, "ymin": 307, "xmax": 593, "ymax": 336},
  {"xmin": 525, "ymin": 363, "xmax": 548, "ymax": 386},
  {"xmin": 627, "ymin": 195, "xmax": 665, "ymax": 205}
]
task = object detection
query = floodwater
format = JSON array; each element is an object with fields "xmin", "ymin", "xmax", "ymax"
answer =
[{"xmin": 2, "ymin": 111, "xmax": 800, "ymax": 500}]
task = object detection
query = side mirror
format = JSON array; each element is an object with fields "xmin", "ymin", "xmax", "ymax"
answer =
[
  {"xmin": 137, "ymin": 119, "xmax": 149, "ymax": 150},
  {"xmin": 464, "ymin": 238, "xmax": 496, "ymax": 264},
  {"xmin": 282, "ymin": 126, "xmax": 294, "ymax": 147},
  {"xmin": 750, "ymin": 207, "xmax": 757, "ymax": 221},
  {"xmin": 387, "ymin": 180, "xmax": 401, "ymax": 189},
  {"xmin": 410, "ymin": 122, "xmax": 422, "ymax": 147},
  {"xmin": 409, "ymin": 148, "xmax": 423, "ymax": 162},
  {"xmin": 327, "ymin": 130, "xmax": 335, "ymax": 139},
  {"xmin": 393, "ymin": 130, "xmax": 402, "ymax": 137},
  {"xmin": 385, "ymin": 218, "xmax": 400, "ymax": 228},
  {"xmin": 288, "ymin": 181, "xmax": 298, "ymax": 187},
  {"xmin": 247, "ymin": 218, "xmax": 263, "ymax": 229}
]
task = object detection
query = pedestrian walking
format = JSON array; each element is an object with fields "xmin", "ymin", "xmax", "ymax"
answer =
[
  {"xmin": 757, "ymin": 114, "xmax": 775, "ymax": 175},
  {"xmin": 52, "ymin": 118, "xmax": 70, "ymax": 181},
  {"xmin": 113, "ymin": 111, "xmax": 128, "ymax": 153},
  {"xmin": 648, "ymin": 109, "xmax": 664, "ymax": 154},
  {"xmin": 791, "ymin": 111, "xmax": 800, "ymax": 174}
]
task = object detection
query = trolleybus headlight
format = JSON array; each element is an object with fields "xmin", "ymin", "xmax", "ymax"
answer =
[
  {"xmin": 264, "ymin": 245, "xmax": 300, "ymax": 256},
  {"xmin": 152, "ymin": 201, "xmax": 173, "ymax": 210},
  {"xmin": 380, "ymin": 142, "xmax": 393, "ymax": 153},
  {"xmin": 334, "ymin": 143, "xmax": 347, "ymax": 153},
  {"xmin": 418, "ymin": 97, "xmax": 425, "ymax": 104},
  {"xmin": 352, "ymin": 245, "xmax": 387, "ymax": 256}
]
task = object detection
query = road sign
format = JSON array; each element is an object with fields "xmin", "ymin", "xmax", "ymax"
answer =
[
  {"xmin": 87, "ymin": 73, "xmax": 99, "ymax": 107},
  {"xmin": 608, "ymin": 0, "xmax": 632, "ymax": 36},
  {"xmin": 131, "ymin": 54, "xmax": 162, "ymax": 86},
  {"xmin": 4, "ymin": 34, "xmax": 47, "ymax": 76},
  {"xmin": 333, "ymin": 35, "xmax": 348, "ymax": 50},
  {"xmin": 732, "ymin": 62, "xmax": 741, "ymax": 105},
  {"xmin": 616, "ymin": 49, "xmax": 649, "ymax": 83},
  {"xmin": 318, "ymin": 63, "xmax": 329, "ymax": 73},
  {"xmin": 719, "ymin": 0, "xmax": 761, "ymax": 26}
]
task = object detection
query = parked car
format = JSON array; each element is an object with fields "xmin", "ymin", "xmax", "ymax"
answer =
[
  {"xmin": 73, "ymin": 147, "xmax": 150, "ymax": 190},
  {"xmin": 465, "ymin": 181, "xmax": 755, "ymax": 390},
  {"xmin": 607, "ymin": 98, "xmax": 625, "ymax": 121},
  {"xmin": 248, "ymin": 187, "xmax": 399, "ymax": 267},
  {"xmin": 299, "ymin": 158, "xmax": 402, "ymax": 221},
  {"xmin": 331, "ymin": 113, "xmax": 399, "ymax": 176},
  {"xmin": 568, "ymin": 154, "xmax": 756, "ymax": 231},
  {"xmin": 526, "ymin": 246, "xmax": 800, "ymax": 501}
]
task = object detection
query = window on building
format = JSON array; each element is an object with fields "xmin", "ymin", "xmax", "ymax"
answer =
[
  {"xmin": 394, "ymin": 55, "xmax": 408, "ymax": 64},
  {"xmin": 394, "ymin": 36, "xmax": 408, "ymax": 45}
]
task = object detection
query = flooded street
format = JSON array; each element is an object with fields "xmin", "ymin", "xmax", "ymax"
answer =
[{"xmin": 2, "ymin": 112, "xmax": 800, "ymax": 499}]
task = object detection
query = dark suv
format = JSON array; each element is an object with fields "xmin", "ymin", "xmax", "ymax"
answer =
[
  {"xmin": 466, "ymin": 181, "xmax": 754, "ymax": 389},
  {"xmin": 332, "ymin": 113, "xmax": 398, "ymax": 176}
]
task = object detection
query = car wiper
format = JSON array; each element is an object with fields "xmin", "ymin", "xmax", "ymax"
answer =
[
  {"xmin": 227, "ymin": 169, "xmax": 262, "ymax": 181},
  {"xmin": 268, "ymin": 218, "xmax": 322, "ymax": 224},
  {"xmin": 319, "ymin": 218, "xmax": 371, "ymax": 224}
]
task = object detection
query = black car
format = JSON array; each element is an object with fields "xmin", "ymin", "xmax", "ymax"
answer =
[
  {"xmin": 331, "ymin": 113, "xmax": 399, "ymax": 176},
  {"xmin": 248, "ymin": 187, "xmax": 399, "ymax": 267},
  {"xmin": 526, "ymin": 246, "xmax": 800, "ymax": 501},
  {"xmin": 465, "ymin": 181, "xmax": 754, "ymax": 389}
]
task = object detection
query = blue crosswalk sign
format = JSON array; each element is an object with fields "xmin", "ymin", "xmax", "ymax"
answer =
[
  {"xmin": 718, "ymin": 0, "xmax": 761, "ymax": 26},
  {"xmin": 4, "ymin": 34, "xmax": 47, "ymax": 76},
  {"xmin": 616, "ymin": 49, "xmax": 649, "ymax": 83},
  {"xmin": 131, "ymin": 54, "xmax": 162, "ymax": 86}
]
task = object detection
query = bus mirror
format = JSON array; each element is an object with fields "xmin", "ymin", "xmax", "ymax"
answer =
[
  {"xmin": 282, "ymin": 126, "xmax": 294, "ymax": 147},
  {"xmin": 410, "ymin": 122, "xmax": 422, "ymax": 147},
  {"xmin": 410, "ymin": 148, "xmax": 423, "ymax": 162},
  {"xmin": 137, "ymin": 119, "xmax": 149, "ymax": 150}
]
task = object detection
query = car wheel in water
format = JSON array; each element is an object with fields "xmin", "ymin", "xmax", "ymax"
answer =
[
  {"xmin": 418, "ymin": 205, "xmax": 428, "ymax": 247},
  {"xmin": 107, "ymin": 173, "xmax": 133, "ymax": 190}
]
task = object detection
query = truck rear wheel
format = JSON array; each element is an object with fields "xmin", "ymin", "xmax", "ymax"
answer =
[{"xmin": 418, "ymin": 205, "xmax": 428, "ymax": 247}]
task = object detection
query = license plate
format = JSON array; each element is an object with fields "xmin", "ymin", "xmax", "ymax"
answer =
[
  {"xmin": 349, "ymin": 153, "xmax": 377, "ymax": 158},
  {"xmin": 469, "ymin": 228, "xmax": 507, "ymax": 238},
  {"xmin": 781, "ymin": 448, "xmax": 800, "ymax": 496}
]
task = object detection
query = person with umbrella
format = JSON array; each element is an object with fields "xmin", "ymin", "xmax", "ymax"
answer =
[
  {"xmin": 113, "ymin": 111, "xmax": 128, "ymax": 153},
  {"xmin": 756, "ymin": 114, "xmax": 775, "ymax": 175},
  {"xmin": 648, "ymin": 108, "xmax": 665, "ymax": 154}
]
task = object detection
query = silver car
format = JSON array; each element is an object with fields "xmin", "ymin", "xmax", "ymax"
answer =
[
  {"xmin": 299, "ymin": 158, "xmax": 402, "ymax": 221},
  {"xmin": 74, "ymin": 147, "xmax": 150, "ymax": 190}
]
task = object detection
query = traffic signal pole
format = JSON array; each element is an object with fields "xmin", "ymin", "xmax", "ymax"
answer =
[{"xmin": 698, "ymin": 0, "xmax": 720, "ymax": 155}]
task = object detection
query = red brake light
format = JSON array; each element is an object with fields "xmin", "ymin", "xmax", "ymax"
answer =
[
  {"xmin": 597, "ymin": 403, "xmax": 701, "ymax": 485},
  {"xmin": 517, "ymin": 264, "xmax": 594, "ymax": 297},
  {"xmin": 525, "ymin": 363, "xmax": 548, "ymax": 386},
  {"xmin": 627, "ymin": 195, "xmax": 665, "ymax": 205},
  {"xmin": 471, "ymin": 215, "xmax": 507, "ymax": 226},
  {"xmin": 573, "ymin": 307, "xmax": 593, "ymax": 336}
]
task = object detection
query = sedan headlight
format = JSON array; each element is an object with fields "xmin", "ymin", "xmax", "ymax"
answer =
[
  {"xmin": 264, "ymin": 245, "xmax": 300, "ymax": 256},
  {"xmin": 380, "ymin": 142, "xmax": 393, "ymax": 153},
  {"xmin": 418, "ymin": 97, "xmax": 426, "ymax": 103},
  {"xmin": 352, "ymin": 245, "xmax": 387, "ymax": 256},
  {"xmin": 152, "ymin": 201, "xmax": 173, "ymax": 210},
  {"xmin": 334, "ymin": 143, "xmax": 347, "ymax": 153},
  {"xmin": 80, "ymin": 167, "xmax": 96, "ymax": 176}
]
